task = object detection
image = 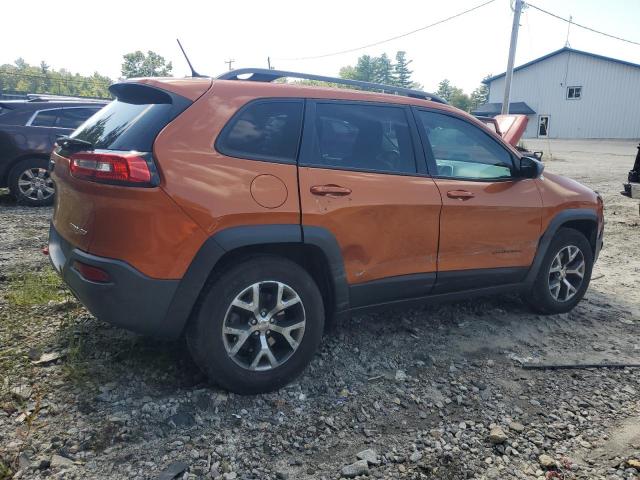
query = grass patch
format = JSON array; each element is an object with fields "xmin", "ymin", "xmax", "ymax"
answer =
[
  {"xmin": 0, "ymin": 459, "xmax": 13, "ymax": 480},
  {"xmin": 5, "ymin": 267, "xmax": 66, "ymax": 307}
]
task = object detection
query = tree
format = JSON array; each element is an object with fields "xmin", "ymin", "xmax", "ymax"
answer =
[
  {"xmin": 394, "ymin": 51, "xmax": 413, "ymax": 88},
  {"xmin": 436, "ymin": 79, "xmax": 472, "ymax": 112},
  {"xmin": 470, "ymin": 75, "xmax": 491, "ymax": 110},
  {"xmin": 121, "ymin": 50, "xmax": 172, "ymax": 78},
  {"xmin": 340, "ymin": 51, "xmax": 420, "ymax": 88},
  {"xmin": 373, "ymin": 53, "xmax": 394, "ymax": 85},
  {"xmin": 0, "ymin": 59, "xmax": 112, "ymax": 98}
]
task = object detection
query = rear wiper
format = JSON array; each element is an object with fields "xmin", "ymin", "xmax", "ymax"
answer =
[{"xmin": 57, "ymin": 136, "xmax": 94, "ymax": 154}]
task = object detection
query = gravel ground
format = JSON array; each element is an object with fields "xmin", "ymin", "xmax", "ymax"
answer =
[{"xmin": 1, "ymin": 139, "xmax": 639, "ymax": 480}]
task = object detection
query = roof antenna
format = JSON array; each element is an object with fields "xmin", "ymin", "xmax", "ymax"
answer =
[{"xmin": 176, "ymin": 38, "xmax": 203, "ymax": 77}]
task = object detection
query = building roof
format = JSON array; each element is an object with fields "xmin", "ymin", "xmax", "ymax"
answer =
[
  {"xmin": 483, "ymin": 47, "xmax": 640, "ymax": 84},
  {"xmin": 471, "ymin": 102, "xmax": 536, "ymax": 116}
]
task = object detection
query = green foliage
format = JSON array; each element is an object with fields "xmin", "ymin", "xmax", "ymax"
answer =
[
  {"xmin": 339, "ymin": 51, "xmax": 420, "ymax": 89},
  {"xmin": 0, "ymin": 58, "xmax": 112, "ymax": 99},
  {"xmin": 435, "ymin": 75, "xmax": 491, "ymax": 112},
  {"xmin": 121, "ymin": 50, "xmax": 173, "ymax": 78},
  {"xmin": 436, "ymin": 78, "xmax": 472, "ymax": 112},
  {"xmin": 394, "ymin": 51, "xmax": 414, "ymax": 88},
  {"xmin": 470, "ymin": 75, "xmax": 491, "ymax": 110}
]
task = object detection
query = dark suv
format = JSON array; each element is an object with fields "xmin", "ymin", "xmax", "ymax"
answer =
[{"xmin": 0, "ymin": 96, "xmax": 106, "ymax": 205}]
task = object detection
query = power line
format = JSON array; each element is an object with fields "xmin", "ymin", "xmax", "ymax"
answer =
[
  {"xmin": 526, "ymin": 2, "xmax": 640, "ymax": 47},
  {"xmin": 273, "ymin": 0, "xmax": 496, "ymax": 61},
  {"xmin": 0, "ymin": 71, "xmax": 112, "ymax": 88}
]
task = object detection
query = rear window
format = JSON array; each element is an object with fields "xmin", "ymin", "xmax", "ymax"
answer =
[
  {"xmin": 216, "ymin": 99, "xmax": 304, "ymax": 164},
  {"xmin": 71, "ymin": 100, "xmax": 175, "ymax": 152}
]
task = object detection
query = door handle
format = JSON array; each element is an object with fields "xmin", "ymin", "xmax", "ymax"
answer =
[
  {"xmin": 447, "ymin": 190, "xmax": 475, "ymax": 200},
  {"xmin": 310, "ymin": 184, "xmax": 352, "ymax": 196}
]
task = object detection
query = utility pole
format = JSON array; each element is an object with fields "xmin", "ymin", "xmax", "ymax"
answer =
[
  {"xmin": 267, "ymin": 57, "xmax": 272, "ymax": 70},
  {"xmin": 564, "ymin": 15, "xmax": 573, "ymax": 47},
  {"xmin": 224, "ymin": 59, "xmax": 235, "ymax": 71},
  {"xmin": 502, "ymin": 0, "xmax": 523, "ymax": 115}
]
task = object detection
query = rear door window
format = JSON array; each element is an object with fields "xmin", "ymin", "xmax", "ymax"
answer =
[
  {"xmin": 56, "ymin": 108, "xmax": 100, "ymax": 129},
  {"xmin": 305, "ymin": 102, "xmax": 416, "ymax": 174},
  {"xmin": 216, "ymin": 99, "xmax": 303, "ymax": 164}
]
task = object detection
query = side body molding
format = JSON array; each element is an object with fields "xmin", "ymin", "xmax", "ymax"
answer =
[{"xmin": 524, "ymin": 208, "xmax": 598, "ymax": 286}]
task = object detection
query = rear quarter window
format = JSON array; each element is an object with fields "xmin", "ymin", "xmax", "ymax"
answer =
[
  {"xmin": 215, "ymin": 99, "xmax": 304, "ymax": 164},
  {"xmin": 31, "ymin": 109, "xmax": 59, "ymax": 127}
]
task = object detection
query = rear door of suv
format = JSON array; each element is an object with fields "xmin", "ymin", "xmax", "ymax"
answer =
[
  {"xmin": 298, "ymin": 100, "xmax": 442, "ymax": 307},
  {"xmin": 413, "ymin": 108, "xmax": 542, "ymax": 292}
]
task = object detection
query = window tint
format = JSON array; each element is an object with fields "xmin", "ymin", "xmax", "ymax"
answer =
[
  {"xmin": 418, "ymin": 111, "xmax": 513, "ymax": 180},
  {"xmin": 56, "ymin": 108, "xmax": 100, "ymax": 129},
  {"xmin": 31, "ymin": 109, "xmax": 60, "ymax": 127},
  {"xmin": 309, "ymin": 103, "xmax": 416, "ymax": 174},
  {"xmin": 72, "ymin": 100, "xmax": 176, "ymax": 151},
  {"xmin": 217, "ymin": 100, "xmax": 303, "ymax": 163}
]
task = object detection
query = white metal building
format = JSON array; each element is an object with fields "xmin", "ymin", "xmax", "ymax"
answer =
[{"xmin": 474, "ymin": 47, "xmax": 640, "ymax": 139}]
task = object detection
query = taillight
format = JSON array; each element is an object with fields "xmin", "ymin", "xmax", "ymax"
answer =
[
  {"xmin": 73, "ymin": 261, "xmax": 111, "ymax": 283},
  {"xmin": 69, "ymin": 151, "xmax": 157, "ymax": 186}
]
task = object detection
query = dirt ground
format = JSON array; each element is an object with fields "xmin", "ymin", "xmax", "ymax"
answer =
[{"xmin": 1, "ymin": 139, "xmax": 639, "ymax": 480}]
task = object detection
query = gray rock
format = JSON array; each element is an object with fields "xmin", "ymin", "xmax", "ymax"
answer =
[
  {"xmin": 509, "ymin": 421, "xmax": 525, "ymax": 433},
  {"xmin": 539, "ymin": 454, "xmax": 556, "ymax": 468},
  {"xmin": 488, "ymin": 426, "xmax": 508, "ymax": 444},
  {"xmin": 50, "ymin": 455, "xmax": 74, "ymax": 468},
  {"xmin": 395, "ymin": 370, "xmax": 407, "ymax": 382},
  {"xmin": 341, "ymin": 459, "xmax": 369, "ymax": 478},
  {"xmin": 10, "ymin": 385, "xmax": 32, "ymax": 401},
  {"xmin": 356, "ymin": 448, "xmax": 379, "ymax": 465}
]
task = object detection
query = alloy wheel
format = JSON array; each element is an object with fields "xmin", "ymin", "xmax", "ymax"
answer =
[
  {"xmin": 548, "ymin": 245, "xmax": 585, "ymax": 302},
  {"xmin": 17, "ymin": 167, "xmax": 54, "ymax": 202},
  {"xmin": 222, "ymin": 281, "xmax": 306, "ymax": 371}
]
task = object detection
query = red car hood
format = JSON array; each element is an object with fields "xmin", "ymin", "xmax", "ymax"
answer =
[{"xmin": 495, "ymin": 114, "xmax": 528, "ymax": 147}]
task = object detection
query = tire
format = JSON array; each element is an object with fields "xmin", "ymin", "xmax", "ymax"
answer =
[
  {"xmin": 523, "ymin": 228, "xmax": 594, "ymax": 314},
  {"xmin": 186, "ymin": 256, "xmax": 325, "ymax": 394},
  {"xmin": 8, "ymin": 158, "xmax": 55, "ymax": 207}
]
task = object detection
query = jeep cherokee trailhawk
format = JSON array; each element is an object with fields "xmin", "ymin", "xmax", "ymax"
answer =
[{"xmin": 48, "ymin": 69, "xmax": 604, "ymax": 394}]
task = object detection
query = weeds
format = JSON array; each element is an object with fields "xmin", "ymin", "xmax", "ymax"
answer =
[
  {"xmin": 0, "ymin": 459, "xmax": 12, "ymax": 480},
  {"xmin": 5, "ymin": 267, "xmax": 66, "ymax": 307}
]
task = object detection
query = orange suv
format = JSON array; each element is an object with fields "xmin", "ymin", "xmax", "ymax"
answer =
[{"xmin": 48, "ymin": 69, "xmax": 604, "ymax": 394}]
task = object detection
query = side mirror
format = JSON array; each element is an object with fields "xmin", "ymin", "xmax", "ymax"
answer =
[{"xmin": 519, "ymin": 156, "xmax": 544, "ymax": 179}]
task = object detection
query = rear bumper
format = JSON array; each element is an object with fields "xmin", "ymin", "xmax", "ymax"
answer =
[{"xmin": 48, "ymin": 224, "xmax": 182, "ymax": 338}]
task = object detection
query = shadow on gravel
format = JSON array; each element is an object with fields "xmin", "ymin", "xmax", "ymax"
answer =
[
  {"xmin": 56, "ymin": 316, "xmax": 205, "ymax": 394},
  {"xmin": 0, "ymin": 190, "xmax": 15, "ymax": 206}
]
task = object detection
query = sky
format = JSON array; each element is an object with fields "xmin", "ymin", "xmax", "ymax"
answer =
[{"xmin": 1, "ymin": 0, "xmax": 639, "ymax": 94}]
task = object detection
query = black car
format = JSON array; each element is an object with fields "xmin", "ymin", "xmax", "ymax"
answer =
[{"xmin": 0, "ymin": 96, "xmax": 107, "ymax": 206}]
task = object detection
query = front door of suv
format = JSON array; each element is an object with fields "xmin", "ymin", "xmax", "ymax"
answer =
[
  {"xmin": 414, "ymin": 109, "xmax": 542, "ymax": 293},
  {"xmin": 298, "ymin": 100, "xmax": 442, "ymax": 307}
]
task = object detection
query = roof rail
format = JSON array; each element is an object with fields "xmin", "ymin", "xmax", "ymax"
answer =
[
  {"xmin": 216, "ymin": 68, "xmax": 447, "ymax": 104},
  {"xmin": 25, "ymin": 93, "xmax": 108, "ymax": 103}
]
